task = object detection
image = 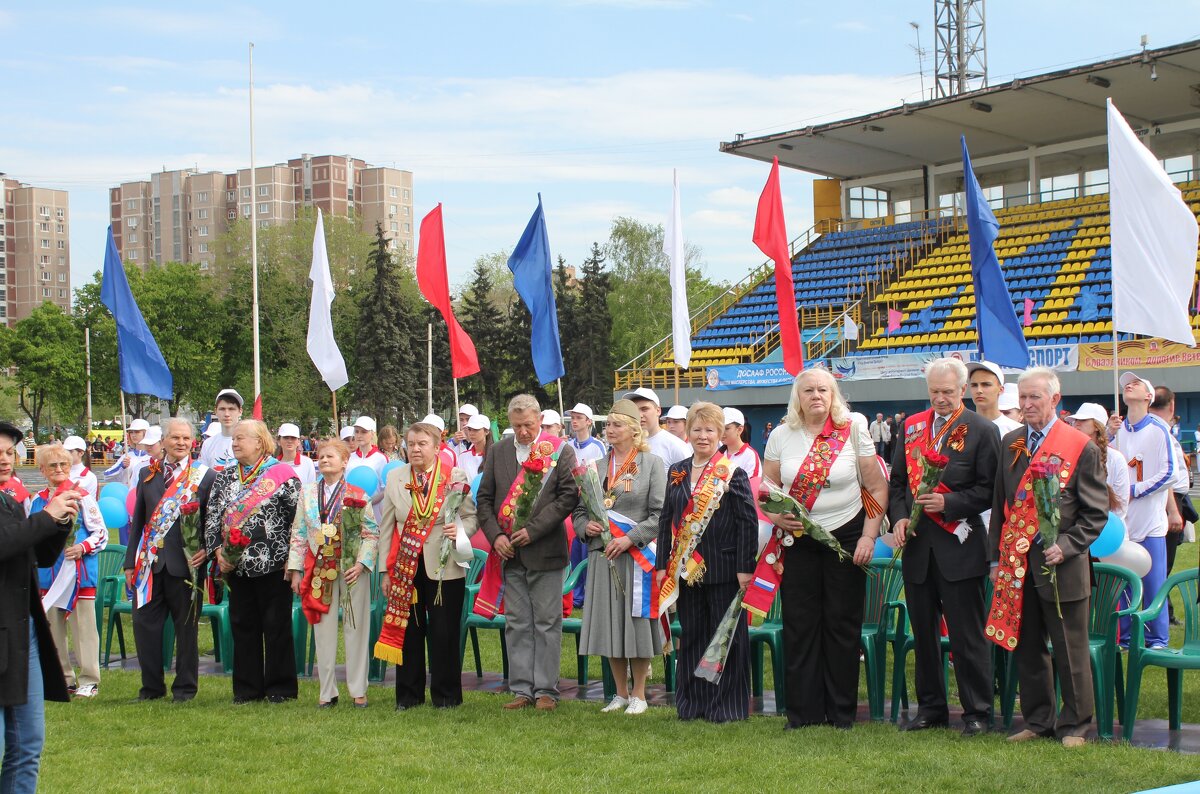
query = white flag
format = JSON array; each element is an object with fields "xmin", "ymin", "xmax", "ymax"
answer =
[
  {"xmin": 843, "ymin": 314, "xmax": 859, "ymax": 340},
  {"xmin": 306, "ymin": 208, "xmax": 350, "ymax": 390},
  {"xmin": 1108, "ymin": 98, "xmax": 1199, "ymax": 347},
  {"xmin": 665, "ymin": 169, "xmax": 691, "ymax": 369}
]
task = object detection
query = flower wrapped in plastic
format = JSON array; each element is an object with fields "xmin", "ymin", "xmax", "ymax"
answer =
[
  {"xmin": 757, "ymin": 479, "xmax": 853, "ymax": 565},
  {"xmin": 571, "ymin": 461, "xmax": 623, "ymax": 595},
  {"xmin": 696, "ymin": 585, "xmax": 748, "ymax": 684},
  {"xmin": 1030, "ymin": 458, "xmax": 1064, "ymax": 618},
  {"xmin": 905, "ymin": 449, "xmax": 950, "ymax": 537},
  {"xmin": 433, "ymin": 481, "xmax": 472, "ymax": 604}
]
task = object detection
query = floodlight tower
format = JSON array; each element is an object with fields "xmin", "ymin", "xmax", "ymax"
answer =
[{"xmin": 933, "ymin": 0, "xmax": 988, "ymax": 97}]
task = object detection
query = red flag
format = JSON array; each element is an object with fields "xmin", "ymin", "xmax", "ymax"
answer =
[
  {"xmin": 753, "ymin": 158, "xmax": 803, "ymax": 376},
  {"xmin": 416, "ymin": 204, "xmax": 480, "ymax": 379},
  {"xmin": 251, "ymin": 393, "xmax": 263, "ymax": 420},
  {"xmin": 887, "ymin": 308, "xmax": 903, "ymax": 334},
  {"xmin": 1023, "ymin": 298, "xmax": 1034, "ymax": 327}
]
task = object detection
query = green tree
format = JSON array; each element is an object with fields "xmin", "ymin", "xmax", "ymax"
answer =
[
  {"xmin": 0, "ymin": 302, "xmax": 86, "ymax": 439},
  {"xmin": 553, "ymin": 256, "xmax": 580, "ymax": 404},
  {"xmin": 571, "ymin": 244, "xmax": 614, "ymax": 409}
]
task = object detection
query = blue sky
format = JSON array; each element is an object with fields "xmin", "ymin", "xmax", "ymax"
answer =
[{"xmin": 3, "ymin": 1, "xmax": 1197, "ymax": 293}]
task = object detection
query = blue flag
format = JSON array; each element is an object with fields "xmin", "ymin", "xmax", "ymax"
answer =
[
  {"xmin": 507, "ymin": 195, "xmax": 564, "ymax": 385},
  {"xmin": 99, "ymin": 226, "xmax": 174, "ymax": 399},
  {"xmin": 962, "ymin": 137, "xmax": 1029, "ymax": 368}
]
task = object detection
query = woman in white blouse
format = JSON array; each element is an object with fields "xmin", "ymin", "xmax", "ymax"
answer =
[
  {"xmin": 1070, "ymin": 403, "xmax": 1130, "ymax": 520},
  {"xmin": 763, "ymin": 369, "xmax": 887, "ymax": 729}
]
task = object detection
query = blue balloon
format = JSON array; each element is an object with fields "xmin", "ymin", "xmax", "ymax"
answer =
[
  {"xmin": 470, "ymin": 473, "xmax": 482, "ymax": 503},
  {"xmin": 381, "ymin": 461, "xmax": 403, "ymax": 485},
  {"xmin": 346, "ymin": 465, "xmax": 380, "ymax": 498},
  {"xmin": 101, "ymin": 482, "xmax": 130, "ymax": 504},
  {"xmin": 98, "ymin": 497, "xmax": 129, "ymax": 530},
  {"xmin": 1090, "ymin": 511, "xmax": 1125, "ymax": 558},
  {"xmin": 872, "ymin": 536, "xmax": 894, "ymax": 560}
]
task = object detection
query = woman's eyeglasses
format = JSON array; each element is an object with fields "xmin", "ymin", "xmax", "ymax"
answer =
[{"xmin": 45, "ymin": 462, "xmax": 71, "ymax": 470}]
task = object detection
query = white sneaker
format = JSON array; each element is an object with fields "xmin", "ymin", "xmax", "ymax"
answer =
[
  {"xmin": 601, "ymin": 696, "xmax": 629, "ymax": 713},
  {"xmin": 75, "ymin": 684, "xmax": 98, "ymax": 699},
  {"xmin": 625, "ymin": 697, "xmax": 648, "ymax": 715}
]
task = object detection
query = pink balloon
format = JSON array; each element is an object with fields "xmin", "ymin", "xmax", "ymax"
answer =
[{"xmin": 125, "ymin": 488, "xmax": 136, "ymax": 517}]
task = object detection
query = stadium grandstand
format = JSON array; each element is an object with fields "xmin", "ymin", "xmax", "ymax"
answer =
[{"xmin": 615, "ymin": 38, "xmax": 1200, "ymax": 449}]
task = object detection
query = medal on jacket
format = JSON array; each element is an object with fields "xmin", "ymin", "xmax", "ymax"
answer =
[{"xmin": 321, "ymin": 522, "xmax": 337, "ymax": 540}]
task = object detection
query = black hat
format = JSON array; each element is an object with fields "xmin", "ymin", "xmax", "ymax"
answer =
[{"xmin": 0, "ymin": 422, "xmax": 23, "ymax": 445}]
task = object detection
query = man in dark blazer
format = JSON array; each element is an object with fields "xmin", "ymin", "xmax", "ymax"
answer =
[
  {"xmin": 123, "ymin": 419, "xmax": 216, "ymax": 702},
  {"xmin": 890, "ymin": 358, "xmax": 1000, "ymax": 736},
  {"xmin": 477, "ymin": 394, "xmax": 578, "ymax": 711},
  {"xmin": 990, "ymin": 368, "xmax": 1107, "ymax": 747},
  {"xmin": 0, "ymin": 420, "xmax": 80, "ymax": 792}
]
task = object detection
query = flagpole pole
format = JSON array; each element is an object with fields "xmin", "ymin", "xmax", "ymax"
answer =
[
  {"xmin": 1112, "ymin": 326, "xmax": 1121, "ymax": 414},
  {"xmin": 674, "ymin": 365, "xmax": 680, "ymax": 406},
  {"xmin": 331, "ymin": 390, "xmax": 338, "ymax": 436},
  {"xmin": 427, "ymin": 323, "xmax": 433, "ymax": 416},
  {"xmin": 85, "ymin": 327, "xmax": 93, "ymax": 433},
  {"xmin": 452, "ymin": 377, "xmax": 461, "ymax": 421},
  {"xmin": 120, "ymin": 390, "xmax": 127, "ymax": 445},
  {"xmin": 248, "ymin": 42, "xmax": 261, "ymax": 402},
  {"xmin": 555, "ymin": 378, "xmax": 565, "ymax": 419}
]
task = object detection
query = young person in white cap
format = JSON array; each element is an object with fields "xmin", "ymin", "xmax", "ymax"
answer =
[
  {"xmin": 622, "ymin": 387, "xmax": 689, "ymax": 475},
  {"xmin": 63, "ymin": 436, "xmax": 98, "ymax": 500},
  {"xmin": 339, "ymin": 425, "xmax": 356, "ymax": 451},
  {"xmin": 451, "ymin": 404, "xmax": 479, "ymax": 455},
  {"xmin": 346, "ymin": 416, "xmax": 387, "ymax": 483},
  {"xmin": 540, "ymin": 410, "xmax": 564, "ymax": 439},
  {"xmin": 720, "ymin": 408, "xmax": 761, "ymax": 479},
  {"xmin": 663, "ymin": 405, "xmax": 690, "ymax": 443},
  {"xmin": 967, "ymin": 361, "xmax": 1022, "ymax": 437},
  {"xmin": 1070, "ymin": 402, "xmax": 1129, "ymax": 519},
  {"xmin": 278, "ymin": 423, "xmax": 316, "ymax": 485},
  {"xmin": 458, "ymin": 413, "xmax": 492, "ymax": 482},
  {"xmin": 135, "ymin": 428, "xmax": 164, "ymax": 482},
  {"xmin": 567, "ymin": 403, "xmax": 605, "ymax": 465},
  {"xmin": 998, "ymin": 383, "xmax": 1022, "ymax": 422},
  {"xmin": 104, "ymin": 417, "xmax": 151, "ymax": 488},
  {"xmin": 199, "ymin": 389, "xmax": 244, "ymax": 471}
]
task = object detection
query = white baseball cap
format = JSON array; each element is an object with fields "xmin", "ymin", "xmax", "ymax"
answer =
[
  {"xmin": 997, "ymin": 383, "xmax": 1019, "ymax": 412},
  {"xmin": 466, "ymin": 414, "xmax": 490, "ymax": 431},
  {"xmin": 63, "ymin": 435, "xmax": 87, "ymax": 451},
  {"xmin": 353, "ymin": 416, "xmax": 377, "ymax": 433},
  {"xmin": 278, "ymin": 423, "xmax": 300, "ymax": 438},
  {"xmin": 339, "ymin": 426, "xmax": 354, "ymax": 440},
  {"xmin": 966, "ymin": 360, "xmax": 1005, "ymax": 385},
  {"xmin": 459, "ymin": 404, "xmax": 479, "ymax": 418},
  {"xmin": 1119, "ymin": 371, "xmax": 1154, "ymax": 395},
  {"xmin": 420, "ymin": 414, "xmax": 446, "ymax": 433},
  {"xmin": 215, "ymin": 388, "xmax": 244, "ymax": 407},
  {"xmin": 541, "ymin": 409, "xmax": 562, "ymax": 426},
  {"xmin": 1070, "ymin": 402, "xmax": 1110, "ymax": 425},
  {"xmin": 567, "ymin": 403, "xmax": 594, "ymax": 422},
  {"xmin": 723, "ymin": 407, "xmax": 746, "ymax": 427},
  {"xmin": 204, "ymin": 422, "xmax": 221, "ymax": 437},
  {"xmin": 665, "ymin": 405, "xmax": 688, "ymax": 421},
  {"xmin": 128, "ymin": 418, "xmax": 151, "ymax": 432},
  {"xmin": 622, "ymin": 387, "xmax": 660, "ymax": 408},
  {"xmin": 140, "ymin": 427, "xmax": 163, "ymax": 446}
]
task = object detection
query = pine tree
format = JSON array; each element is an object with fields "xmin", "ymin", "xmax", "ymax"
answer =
[
  {"xmin": 353, "ymin": 224, "xmax": 418, "ymax": 426},
  {"xmin": 458, "ymin": 258, "xmax": 504, "ymax": 412},
  {"xmin": 575, "ymin": 243, "xmax": 614, "ymax": 409},
  {"xmin": 554, "ymin": 256, "xmax": 581, "ymax": 405}
]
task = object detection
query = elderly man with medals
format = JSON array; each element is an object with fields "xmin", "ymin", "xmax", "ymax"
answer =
[
  {"xmin": 989, "ymin": 368, "xmax": 1107, "ymax": 747},
  {"xmin": 475, "ymin": 394, "xmax": 579, "ymax": 712},
  {"xmin": 123, "ymin": 419, "xmax": 215, "ymax": 702},
  {"xmin": 889, "ymin": 358, "xmax": 1000, "ymax": 736}
]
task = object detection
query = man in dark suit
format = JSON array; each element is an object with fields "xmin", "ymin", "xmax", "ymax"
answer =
[
  {"xmin": 123, "ymin": 419, "xmax": 216, "ymax": 702},
  {"xmin": 477, "ymin": 394, "xmax": 579, "ymax": 711},
  {"xmin": 890, "ymin": 358, "xmax": 1000, "ymax": 736},
  {"xmin": 0, "ymin": 420, "xmax": 80, "ymax": 792},
  {"xmin": 990, "ymin": 368, "xmax": 1107, "ymax": 747}
]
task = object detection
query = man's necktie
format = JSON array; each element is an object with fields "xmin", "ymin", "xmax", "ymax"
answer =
[
  {"xmin": 1029, "ymin": 429, "xmax": 1043, "ymax": 455},
  {"xmin": 932, "ymin": 416, "xmax": 946, "ymax": 448}
]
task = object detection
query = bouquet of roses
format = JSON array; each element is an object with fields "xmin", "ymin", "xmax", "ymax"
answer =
[
  {"xmin": 904, "ymin": 449, "xmax": 950, "ymax": 540},
  {"xmin": 1030, "ymin": 459, "xmax": 1064, "ymax": 618},
  {"xmin": 757, "ymin": 479, "xmax": 854, "ymax": 565},
  {"xmin": 220, "ymin": 525, "xmax": 252, "ymax": 583},
  {"xmin": 571, "ymin": 462, "xmax": 624, "ymax": 596},
  {"xmin": 178, "ymin": 500, "xmax": 204, "ymax": 614},
  {"xmin": 696, "ymin": 585, "xmax": 748, "ymax": 684},
  {"xmin": 433, "ymin": 481, "xmax": 472, "ymax": 605},
  {"xmin": 339, "ymin": 494, "xmax": 370, "ymax": 627},
  {"xmin": 512, "ymin": 455, "xmax": 549, "ymax": 532}
]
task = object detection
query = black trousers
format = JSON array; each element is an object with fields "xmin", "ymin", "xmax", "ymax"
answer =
[
  {"xmin": 228, "ymin": 570, "xmax": 297, "ymax": 701},
  {"xmin": 674, "ymin": 580, "xmax": 749, "ymax": 723},
  {"xmin": 132, "ymin": 568, "xmax": 201, "ymax": 700},
  {"xmin": 781, "ymin": 512, "xmax": 866, "ymax": 727},
  {"xmin": 905, "ymin": 554, "xmax": 992, "ymax": 723},
  {"xmin": 395, "ymin": 564, "xmax": 466, "ymax": 708}
]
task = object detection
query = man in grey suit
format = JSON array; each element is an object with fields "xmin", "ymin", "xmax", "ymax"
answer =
[
  {"xmin": 477, "ymin": 394, "xmax": 579, "ymax": 711},
  {"xmin": 990, "ymin": 367, "xmax": 1108, "ymax": 747}
]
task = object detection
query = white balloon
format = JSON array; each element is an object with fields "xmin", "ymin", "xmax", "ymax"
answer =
[{"xmin": 1099, "ymin": 539, "xmax": 1152, "ymax": 579}]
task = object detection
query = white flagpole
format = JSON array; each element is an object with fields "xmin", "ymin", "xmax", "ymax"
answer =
[
  {"xmin": 452, "ymin": 377, "xmax": 461, "ymax": 422},
  {"xmin": 85, "ymin": 327, "xmax": 93, "ymax": 431},
  {"xmin": 556, "ymin": 378, "xmax": 565, "ymax": 418},
  {"xmin": 249, "ymin": 42, "xmax": 262, "ymax": 401}
]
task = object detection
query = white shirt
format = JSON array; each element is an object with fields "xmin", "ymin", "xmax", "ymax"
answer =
[
  {"xmin": 765, "ymin": 416, "xmax": 875, "ymax": 531},
  {"xmin": 648, "ymin": 430, "xmax": 690, "ymax": 475},
  {"xmin": 725, "ymin": 442, "xmax": 762, "ymax": 480},
  {"xmin": 346, "ymin": 447, "xmax": 387, "ymax": 480},
  {"xmin": 980, "ymin": 415, "xmax": 1023, "ymax": 530},
  {"xmin": 283, "ymin": 453, "xmax": 317, "ymax": 485},
  {"xmin": 1117, "ymin": 413, "xmax": 1175, "ymax": 541},
  {"xmin": 1106, "ymin": 445, "xmax": 1130, "ymax": 521},
  {"xmin": 1168, "ymin": 436, "xmax": 1189, "ymax": 495},
  {"xmin": 69, "ymin": 462, "xmax": 99, "ymax": 500},
  {"xmin": 199, "ymin": 432, "xmax": 235, "ymax": 471},
  {"xmin": 570, "ymin": 436, "xmax": 606, "ymax": 466},
  {"xmin": 458, "ymin": 447, "xmax": 485, "ymax": 482}
]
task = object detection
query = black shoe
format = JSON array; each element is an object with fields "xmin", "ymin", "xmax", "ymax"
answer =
[
  {"xmin": 831, "ymin": 722, "xmax": 854, "ymax": 731},
  {"xmin": 232, "ymin": 696, "xmax": 261, "ymax": 705},
  {"xmin": 395, "ymin": 704, "xmax": 410, "ymax": 712},
  {"xmin": 901, "ymin": 716, "xmax": 949, "ymax": 732},
  {"xmin": 266, "ymin": 695, "xmax": 294, "ymax": 704},
  {"xmin": 961, "ymin": 719, "xmax": 989, "ymax": 737},
  {"xmin": 171, "ymin": 694, "xmax": 195, "ymax": 703},
  {"xmin": 318, "ymin": 697, "xmax": 339, "ymax": 709},
  {"xmin": 132, "ymin": 694, "xmax": 164, "ymax": 703}
]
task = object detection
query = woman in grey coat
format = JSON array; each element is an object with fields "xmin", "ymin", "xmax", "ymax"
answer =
[{"xmin": 573, "ymin": 399, "xmax": 665, "ymax": 716}]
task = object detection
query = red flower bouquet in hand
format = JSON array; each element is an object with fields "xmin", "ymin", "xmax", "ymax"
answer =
[
  {"xmin": 1029, "ymin": 458, "xmax": 1064, "ymax": 617},
  {"xmin": 178, "ymin": 500, "xmax": 204, "ymax": 604},
  {"xmin": 220, "ymin": 525, "xmax": 252, "ymax": 581},
  {"xmin": 512, "ymin": 454, "xmax": 550, "ymax": 531},
  {"xmin": 905, "ymin": 449, "xmax": 950, "ymax": 538}
]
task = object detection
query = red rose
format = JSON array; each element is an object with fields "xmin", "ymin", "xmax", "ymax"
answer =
[
  {"xmin": 180, "ymin": 501, "xmax": 200, "ymax": 516},
  {"xmin": 1029, "ymin": 460, "xmax": 1058, "ymax": 480},
  {"xmin": 922, "ymin": 450, "xmax": 949, "ymax": 469},
  {"xmin": 523, "ymin": 457, "xmax": 547, "ymax": 474},
  {"xmin": 343, "ymin": 496, "xmax": 367, "ymax": 509}
]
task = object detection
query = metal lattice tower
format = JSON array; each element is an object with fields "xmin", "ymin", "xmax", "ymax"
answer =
[{"xmin": 933, "ymin": 0, "xmax": 988, "ymax": 97}]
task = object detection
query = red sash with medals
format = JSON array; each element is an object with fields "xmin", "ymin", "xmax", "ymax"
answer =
[
  {"xmin": 903, "ymin": 407, "xmax": 964, "ymax": 535},
  {"xmin": 299, "ymin": 479, "xmax": 370, "ymax": 626},
  {"xmin": 373, "ymin": 461, "xmax": 450, "ymax": 664},
  {"xmin": 986, "ymin": 421, "xmax": 1087, "ymax": 650},
  {"xmin": 473, "ymin": 433, "xmax": 565, "ymax": 619},
  {"xmin": 658, "ymin": 453, "xmax": 733, "ymax": 615},
  {"xmin": 745, "ymin": 418, "xmax": 851, "ymax": 617},
  {"xmin": 0, "ymin": 476, "xmax": 31, "ymax": 506}
]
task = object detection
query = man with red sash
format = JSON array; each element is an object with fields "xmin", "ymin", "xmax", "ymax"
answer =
[
  {"xmin": 476, "ymin": 394, "xmax": 578, "ymax": 711},
  {"xmin": 124, "ymin": 419, "xmax": 215, "ymax": 702},
  {"xmin": 889, "ymin": 358, "xmax": 999, "ymax": 736},
  {"xmin": 989, "ymin": 367, "xmax": 1107, "ymax": 746}
]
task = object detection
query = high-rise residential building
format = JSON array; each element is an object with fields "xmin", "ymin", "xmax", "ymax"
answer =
[
  {"xmin": 110, "ymin": 154, "xmax": 414, "ymax": 270},
  {"xmin": 1, "ymin": 174, "xmax": 71, "ymax": 326}
]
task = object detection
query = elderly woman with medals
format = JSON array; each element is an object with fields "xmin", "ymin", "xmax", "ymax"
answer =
[
  {"xmin": 572, "ymin": 400, "xmax": 665, "ymax": 716},
  {"xmin": 287, "ymin": 438, "xmax": 378, "ymax": 708},
  {"xmin": 375, "ymin": 420, "xmax": 477, "ymax": 710},
  {"xmin": 205, "ymin": 420, "xmax": 300, "ymax": 704},
  {"xmin": 657, "ymin": 402, "xmax": 758, "ymax": 723},
  {"xmin": 760, "ymin": 369, "xmax": 886, "ymax": 729}
]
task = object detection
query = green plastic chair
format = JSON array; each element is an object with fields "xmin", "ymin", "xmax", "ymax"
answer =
[
  {"xmin": 749, "ymin": 593, "xmax": 784, "ymax": 713},
  {"xmin": 201, "ymin": 588, "xmax": 233, "ymax": 674},
  {"xmin": 861, "ymin": 559, "xmax": 905, "ymax": 721},
  {"xmin": 1122, "ymin": 568, "xmax": 1199, "ymax": 742},
  {"xmin": 560, "ymin": 560, "xmax": 591, "ymax": 684},
  {"xmin": 455, "ymin": 548, "xmax": 490, "ymax": 671},
  {"xmin": 96, "ymin": 545, "xmax": 127, "ymax": 662},
  {"xmin": 463, "ymin": 554, "xmax": 510, "ymax": 679},
  {"xmin": 1087, "ymin": 563, "xmax": 1142, "ymax": 739}
]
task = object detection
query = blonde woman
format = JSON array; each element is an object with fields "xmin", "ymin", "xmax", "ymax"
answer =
[
  {"xmin": 288, "ymin": 438, "xmax": 378, "ymax": 708},
  {"xmin": 378, "ymin": 425, "xmax": 404, "ymax": 463},
  {"xmin": 572, "ymin": 400, "xmax": 665, "ymax": 715}
]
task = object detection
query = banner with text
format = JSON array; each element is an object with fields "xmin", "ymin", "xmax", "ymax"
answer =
[
  {"xmin": 1078, "ymin": 338, "xmax": 1200, "ymax": 371},
  {"xmin": 828, "ymin": 344, "xmax": 1077, "ymax": 382},
  {"xmin": 704, "ymin": 362, "xmax": 803, "ymax": 391}
]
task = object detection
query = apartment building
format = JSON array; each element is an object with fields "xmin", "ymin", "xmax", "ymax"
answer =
[{"xmin": 1, "ymin": 174, "xmax": 71, "ymax": 326}]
